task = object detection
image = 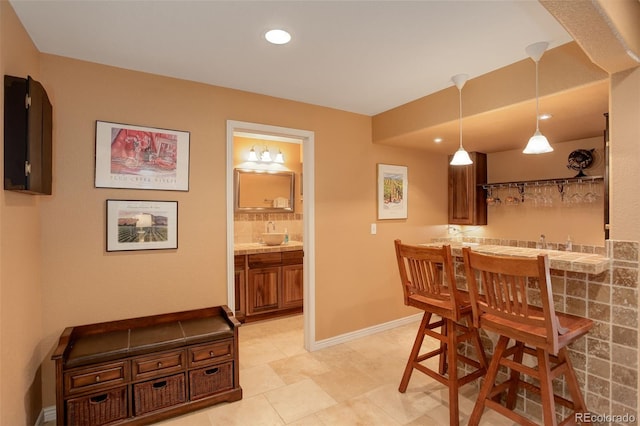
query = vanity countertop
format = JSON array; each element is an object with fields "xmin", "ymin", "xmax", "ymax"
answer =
[
  {"xmin": 234, "ymin": 241, "xmax": 303, "ymax": 255},
  {"xmin": 420, "ymin": 242, "xmax": 610, "ymax": 275}
]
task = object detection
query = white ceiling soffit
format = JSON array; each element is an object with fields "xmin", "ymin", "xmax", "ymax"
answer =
[{"xmin": 9, "ymin": 0, "xmax": 572, "ymax": 116}]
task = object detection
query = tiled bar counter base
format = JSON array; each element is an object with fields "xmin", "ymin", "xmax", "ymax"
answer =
[{"xmin": 431, "ymin": 238, "xmax": 638, "ymax": 424}]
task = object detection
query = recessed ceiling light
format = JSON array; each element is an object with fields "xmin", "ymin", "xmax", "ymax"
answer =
[
  {"xmin": 539, "ymin": 113, "xmax": 553, "ymax": 120},
  {"xmin": 265, "ymin": 29, "xmax": 291, "ymax": 45},
  {"xmin": 434, "ymin": 137, "xmax": 443, "ymax": 143}
]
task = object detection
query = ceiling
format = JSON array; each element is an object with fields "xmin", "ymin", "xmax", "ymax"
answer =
[{"xmin": 9, "ymin": 1, "xmax": 609, "ymax": 153}]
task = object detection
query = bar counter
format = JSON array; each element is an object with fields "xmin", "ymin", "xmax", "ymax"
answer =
[
  {"xmin": 420, "ymin": 242, "xmax": 610, "ymax": 274},
  {"xmin": 422, "ymin": 238, "xmax": 638, "ymax": 422}
]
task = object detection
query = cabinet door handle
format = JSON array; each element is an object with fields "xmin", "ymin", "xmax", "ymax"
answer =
[
  {"xmin": 209, "ymin": 351, "xmax": 214, "ymax": 357},
  {"xmin": 152, "ymin": 380, "xmax": 167, "ymax": 389},
  {"xmin": 90, "ymin": 394, "xmax": 109, "ymax": 404},
  {"xmin": 205, "ymin": 368, "xmax": 219, "ymax": 376},
  {"xmin": 95, "ymin": 375, "xmax": 100, "ymax": 382},
  {"xmin": 157, "ymin": 362, "xmax": 163, "ymax": 368}
]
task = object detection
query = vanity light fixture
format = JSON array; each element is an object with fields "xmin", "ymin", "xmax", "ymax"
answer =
[
  {"xmin": 449, "ymin": 73, "xmax": 473, "ymax": 166},
  {"xmin": 265, "ymin": 29, "xmax": 291, "ymax": 45},
  {"xmin": 248, "ymin": 145, "xmax": 284, "ymax": 164},
  {"xmin": 523, "ymin": 41, "xmax": 554, "ymax": 154},
  {"xmin": 248, "ymin": 147, "xmax": 259, "ymax": 162},
  {"xmin": 260, "ymin": 149, "xmax": 272, "ymax": 162}
]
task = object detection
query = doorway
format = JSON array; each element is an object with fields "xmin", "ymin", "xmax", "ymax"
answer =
[{"xmin": 226, "ymin": 120, "xmax": 315, "ymax": 351}]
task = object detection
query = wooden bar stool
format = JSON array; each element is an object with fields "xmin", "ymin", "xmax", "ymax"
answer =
[
  {"xmin": 394, "ymin": 240, "xmax": 487, "ymax": 426},
  {"xmin": 462, "ymin": 247, "xmax": 594, "ymax": 426}
]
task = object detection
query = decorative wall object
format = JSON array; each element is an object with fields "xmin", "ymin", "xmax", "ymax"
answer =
[
  {"xmin": 377, "ymin": 163, "xmax": 408, "ymax": 220},
  {"xmin": 106, "ymin": 200, "xmax": 178, "ymax": 251},
  {"xmin": 95, "ymin": 121, "xmax": 190, "ymax": 191}
]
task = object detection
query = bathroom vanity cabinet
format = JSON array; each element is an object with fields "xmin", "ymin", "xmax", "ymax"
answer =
[
  {"xmin": 234, "ymin": 249, "xmax": 303, "ymax": 322},
  {"xmin": 448, "ymin": 151, "xmax": 487, "ymax": 225},
  {"xmin": 51, "ymin": 306, "xmax": 242, "ymax": 425}
]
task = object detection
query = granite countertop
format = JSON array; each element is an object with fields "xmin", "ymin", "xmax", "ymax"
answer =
[
  {"xmin": 234, "ymin": 240, "xmax": 303, "ymax": 255},
  {"xmin": 420, "ymin": 242, "xmax": 610, "ymax": 275}
]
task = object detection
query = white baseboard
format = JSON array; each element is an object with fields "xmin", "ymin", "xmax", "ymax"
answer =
[
  {"xmin": 310, "ymin": 312, "xmax": 422, "ymax": 351},
  {"xmin": 36, "ymin": 405, "xmax": 55, "ymax": 425},
  {"xmin": 37, "ymin": 313, "xmax": 421, "ymax": 424}
]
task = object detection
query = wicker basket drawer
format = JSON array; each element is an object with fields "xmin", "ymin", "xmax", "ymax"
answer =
[
  {"xmin": 133, "ymin": 373, "xmax": 186, "ymax": 416},
  {"xmin": 132, "ymin": 350, "xmax": 185, "ymax": 381},
  {"xmin": 189, "ymin": 362, "xmax": 234, "ymax": 400},
  {"xmin": 66, "ymin": 386, "xmax": 127, "ymax": 426},
  {"xmin": 64, "ymin": 361, "xmax": 128, "ymax": 395},
  {"xmin": 188, "ymin": 340, "xmax": 233, "ymax": 368}
]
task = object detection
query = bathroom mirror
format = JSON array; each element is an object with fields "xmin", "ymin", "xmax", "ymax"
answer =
[{"xmin": 234, "ymin": 168, "xmax": 295, "ymax": 213}]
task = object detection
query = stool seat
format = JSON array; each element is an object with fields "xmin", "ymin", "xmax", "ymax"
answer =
[{"xmin": 394, "ymin": 240, "xmax": 487, "ymax": 426}]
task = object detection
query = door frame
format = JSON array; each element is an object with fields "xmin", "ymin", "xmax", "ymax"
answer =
[{"xmin": 226, "ymin": 120, "xmax": 315, "ymax": 350}]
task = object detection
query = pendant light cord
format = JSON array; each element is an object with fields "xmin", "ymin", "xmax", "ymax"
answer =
[
  {"xmin": 535, "ymin": 59, "xmax": 540, "ymax": 132},
  {"xmin": 458, "ymin": 87, "xmax": 463, "ymax": 149}
]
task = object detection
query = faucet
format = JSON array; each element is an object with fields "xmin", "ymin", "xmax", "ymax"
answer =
[
  {"xmin": 266, "ymin": 221, "xmax": 275, "ymax": 233},
  {"xmin": 537, "ymin": 234, "xmax": 546, "ymax": 249}
]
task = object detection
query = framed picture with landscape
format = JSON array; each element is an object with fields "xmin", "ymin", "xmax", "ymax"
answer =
[
  {"xmin": 377, "ymin": 163, "xmax": 408, "ymax": 220},
  {"xmin": 106, "ymin": 200, "xmax": 178, "ymax": 252},
  {"xmin": 95, "ymin": 120, "xmax": 190, "ymax": 191}
]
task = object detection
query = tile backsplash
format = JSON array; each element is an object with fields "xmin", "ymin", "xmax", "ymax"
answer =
[{"xmin": 234, "ymin": 213, "xmax": 303, "ymax": 244}]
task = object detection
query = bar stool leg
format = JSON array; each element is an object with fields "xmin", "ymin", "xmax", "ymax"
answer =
[
  {"xmin": 470, "ymin": 322, "xmax": 488, "ymax": 370},
  {"xmin": 537, "ymin": 348, "xmax": 558, "ymax": 426},
  {"xmin": 468, "ymin": 335, "xmax": 509, "ymax": 426},
  {"xmin": 505, "ymin": 341, "xmax": 524, "ymax": 409},
  {"xmin": 440, "ymin": 320, "xmax": 448, "ymax": 375},
  {"xmin": 443, "ymin": 319, "xmax": 459, "ymax": 426},
  {"xmin": 399, "ymin": 311, "xmax": 431, "ymax": 392},
  {"xmin": 560, "ymin": 347, "xmax": 588, "ymax": 415}
]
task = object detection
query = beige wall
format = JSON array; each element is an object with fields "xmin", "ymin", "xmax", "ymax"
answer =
[
  {"xmin": 35, "ymin": 54, "xmax": 445, "ymax": 408},
  {"xmin": 610, "ymin": 67, "xmax": 640, "ymax": 243},
  {"xmin": 0, "ymin": 1, "xmax": 45, "ymax": 424}
]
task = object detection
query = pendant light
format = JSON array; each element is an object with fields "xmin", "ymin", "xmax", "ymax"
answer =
[
  {"xmin": 523, "ymin": 41, "xmax": 554, "ymax": 154},
  {"xmin": 450, "ymin": 74, "xmax": 473, "ymax": 166}
]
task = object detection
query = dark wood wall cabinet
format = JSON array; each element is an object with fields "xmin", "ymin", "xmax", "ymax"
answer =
[
  {"xmin": 234, "ymin": 250, "xmax": 303, "ymax": 322},
  {"xmin": 4, "ymin": 75, "xmax": 53, "ymax": 195},
  {"xmin": 448, "ymin": 151, "xmax": 487, "ymax": 225},
  {"xmin": 52, "ymin": 306, "xmax": 242, "ymax": 426}
]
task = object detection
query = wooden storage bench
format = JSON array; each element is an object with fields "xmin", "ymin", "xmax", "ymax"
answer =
[{"xmin": 52, "ymin": 306, "xmax": 242, "ymax": 425}]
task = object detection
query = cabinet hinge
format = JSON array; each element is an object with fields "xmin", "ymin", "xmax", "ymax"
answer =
[
  {"xmin": 25, "ymin": 94, "xmax": 32, "ymax": 109},
  {"xmin": 25, "ymin": 161, "xmax": 31, "ymax": 176}
]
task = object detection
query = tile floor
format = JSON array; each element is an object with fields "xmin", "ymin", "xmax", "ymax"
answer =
[
  {"xmin": 151, "ymin": 314, "xmax": 513, "ymax": 426},
  {"xmin": 45, "ymin": 314, "xmax": 515, "ymax": 425}
]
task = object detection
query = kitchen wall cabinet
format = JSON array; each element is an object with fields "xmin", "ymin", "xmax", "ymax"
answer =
[
  {"xmin": 448, "ymin": 151, "xmax": 487, "ymax": 225},
  {"xmin": 235, "ymin": 250, "xmax": 303, "ymax": 322}
]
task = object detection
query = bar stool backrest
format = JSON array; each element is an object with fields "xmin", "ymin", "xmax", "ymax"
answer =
[
  {"xmin": 462, "ymin": 247, "xmax": 560, "ymax": 354},
  {"xmin": 394, "ymin": 240, "xmax": 462, "ymax": 321}
]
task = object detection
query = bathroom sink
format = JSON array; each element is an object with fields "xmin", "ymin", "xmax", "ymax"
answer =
[{"xmin": 262, "ymin": 233, "xmax": 286, "ymax": 246}]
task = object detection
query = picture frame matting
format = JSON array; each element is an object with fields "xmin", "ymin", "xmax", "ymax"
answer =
[
  {"xmin": 377, "ymin": 163, "xmax": 408, "ymax": 220},
  {"xmin": 106, "ymin": 199, "xmax": 178, "ymax": 252},
  {"xmin": 95, "ymin": 120, "xmax": 190, "ymax": 191}
]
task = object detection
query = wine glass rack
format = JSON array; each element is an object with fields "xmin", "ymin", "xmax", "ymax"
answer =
[{"xmin": 480, "ymin": 176, "xmax": 604, "ymax": 203}]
